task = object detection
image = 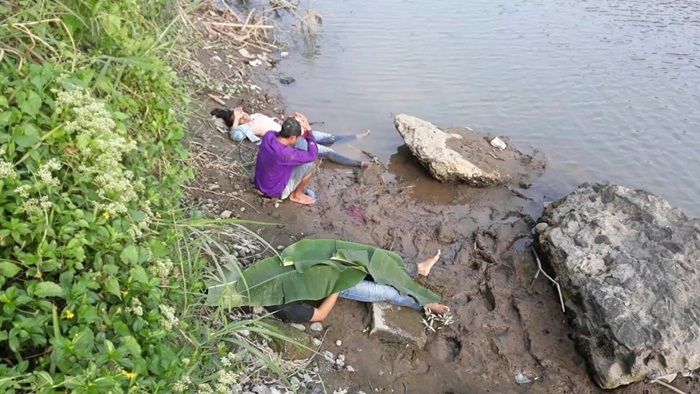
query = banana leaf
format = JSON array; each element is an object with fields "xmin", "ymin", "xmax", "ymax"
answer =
[{"xmin": 206, "ymin": 239, "xmax": 441, "ymax": 308}]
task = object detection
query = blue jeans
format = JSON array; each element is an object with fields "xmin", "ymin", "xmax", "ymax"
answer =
[
  {"xmin": 339, "ymin": 264, "xmax": 421, "ymax": 310},
  {"xmin": 295, "ymin": 131, "xmax": 362, "ymax": 167},
  {"xmin": 339, "ymin": 281, "xmax": 422, "ymax": 310}
]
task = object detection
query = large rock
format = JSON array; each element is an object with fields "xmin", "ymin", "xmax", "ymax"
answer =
[
  {"xmin": 370, "ymin": 302, "xmax": 427, "ymax": 348},
  {"xmin": 394, "ymin": 114, "xmax": 543, "ymax": 186},
  {"xmin": 536, "ymin": 183, "xmax": 700, "ymax": 389}
]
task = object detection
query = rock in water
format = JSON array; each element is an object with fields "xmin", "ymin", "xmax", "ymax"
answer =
[
  {"xmin": 394, "ymin": 114, "xmax": 496, "ymax": 185},
  {"xmin": 536, "ymin": 183, "xmax": 700, "ymax": 389},
  {"xmin": 394, "ymin": 114, "xmax": 543, "ymax": 186},
  {"xmin": 370, "ymin": 302, "xmax": 427, "ymax": 348}
]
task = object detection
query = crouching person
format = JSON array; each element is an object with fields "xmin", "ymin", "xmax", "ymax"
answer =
[{"xmin": 254, "ymin": 117, "xmax": 318, "ymax": 205}]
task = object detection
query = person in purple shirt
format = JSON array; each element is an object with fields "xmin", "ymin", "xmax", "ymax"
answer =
[{"xmin": 254, "ymin": 117, "xmax": 319, "ymax": 205}]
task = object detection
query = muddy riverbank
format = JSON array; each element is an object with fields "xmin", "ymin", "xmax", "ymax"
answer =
[{"xmin": 181, "ymin": 5, "xmax": 698, "ymax": 394}]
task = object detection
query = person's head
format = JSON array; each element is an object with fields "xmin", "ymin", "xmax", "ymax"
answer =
[{"xmin": 278, "ymin": 117, "xmax": 302, "ymax": 145}]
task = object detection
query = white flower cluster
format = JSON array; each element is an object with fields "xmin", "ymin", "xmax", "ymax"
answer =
[
  {"xmin": 0, "ymin": 159, "xmax": 16, "ymax": 179},
  {"xmin": 36, "ymin": 158, "xmax": 62, "ymax": 187},
  {"xmin": 215, "ymin": 370, "xmax": 240, "ymax": 393},
  {"xmin": 173, "ymin": 376, "xmax": 192, "ymax": 393},
  {"xmin": 56, "ymin": 88, "xmax": 141, "ymax": 217},
  {"xmin": 14, "ymin": 184, "xmax": 31, "ymax": 198},
  {"xmin": 148, "ymin": 257, "xmax": 173, "ymax": 280},
  {"xmin": 20, "ymin": 195, "xmax": 52, "ymax": 216},
  {"xmin": 159, "ymin": 304, "xmax": 179, "ymax": 330},
  {"xmin": 128, "ymin": 297, "xmax": 143, "ymax": 317}
]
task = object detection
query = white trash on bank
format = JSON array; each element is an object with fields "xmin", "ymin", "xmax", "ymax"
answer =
[{"xmin": 490, "ymin": 137, "xmax": 507, "ymax": 150}]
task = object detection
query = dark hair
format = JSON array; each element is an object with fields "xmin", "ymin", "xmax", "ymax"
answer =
[
  {"xmin": 210, "ymin": 108, "xmax": 233, "ymax": 128},
  {"xmin": 279, "ymin": 117, "xmax": 302, "ymax": 138}
]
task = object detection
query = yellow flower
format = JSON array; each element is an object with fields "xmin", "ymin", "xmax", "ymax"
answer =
[
  {"xmin": 63, "ymin": 310, "xmax": 75, "ymax": 319},
  {"xmin": 122, "ymin": 370, "xmax": 137, "ymax": 379},
  {"xmin": 102, "ymin": 211, "xmax": 110, "ymax": 220}
]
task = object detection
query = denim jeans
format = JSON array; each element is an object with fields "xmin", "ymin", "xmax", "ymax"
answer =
[
  {"xmin": 339, "ymin": 281, "xmax": 422, "ymax": 310},
  {"xmin": 338, "ymin": 264, "xmax": 421, "ymax": 310},
  {"xmin": 295, "ymin": 132, "xmax": 362, "ymax": 167}
]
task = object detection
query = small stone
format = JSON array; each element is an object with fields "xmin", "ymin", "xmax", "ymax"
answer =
[
  {"xmin": 335, "ymin": 340, "xmax": 342, "ymax": 346},
  {"xmin": 290, "ymin": 323, "xmax": 306, "ymax": 331},
  {"xmin": 322, "ymin": 350, "xmax": 335, "ymax": 362},
  {"xmin": 240, "ymin": 207, "xmax": 246, "ymax": 212},
  {"xmin": 239, "ymin": 329, "xmax": 250, "ymax": 337},
  {"xmin": 533, "ymin": 222, "xmax": 549, "ymax": 234},
  {"xmin": 208, "ymin": 184, "xmax": 220, "ymax": 190},
  {"xmin": 277, "ymin": 245, "xmax": 284, "ymax": 250},
  {"xmin": 312, "ymin": 338, "xmax": 322, "ymax": 347},
  {"xmin": 274, "ymin": 202, "xmax": 280, "ymax": 208},
  {"xmin": 309, "ymin": 322, "xmax": 323, "ymax": 331},
  {"xmin": 220, "ymin": 210, "xmax": 233, "ymax": 218},
  {"xmin": 335, "ymin": 358, "xmax": 345, "ymax": 367},
  {"xmin": 290, "ymin": 376, "xmax": 300, "ymax": 386},
  {"xmin": 514, "ymin": 372, "xmax": 532, "ymax": 385},
  {"xmin": 280, "ymin": 51, "xmax": 289, "ymax": 57},
  {"xmin": 346, "ymin": 365, "xmax": 355, "ymax": 372},
  {"xmin": 279, "ymin": 76, "xmax": 296, "ymax": 85}
]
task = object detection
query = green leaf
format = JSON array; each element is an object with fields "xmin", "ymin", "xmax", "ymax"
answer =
[
  {"xmin": 35, "ymin": 282, "xmax": 64, "ymax": 298},
  {"xmin": 103, "ymin": 276, "xmax": 121, "ymax": 298},
  {"xmin": 0, "ymin": 261, "xmax": 21, "ymax": 278},
  {"xmin": 130, "ymin": 266, "xmax": 148, "ymax": 283},
  {"xmin": 120, "ymin": 245, "xmax": 138, "ymax": 265},
  {"xmin": 207, "ymin": 239, "xmax": 441, "ymax": 308},
  {"xmin": 17, "ymin": 91, "xmax": 41, "ymax": 117},
  {"xmin": 121, "ymin": 335, "xmax": 141, "ymax": 357}
]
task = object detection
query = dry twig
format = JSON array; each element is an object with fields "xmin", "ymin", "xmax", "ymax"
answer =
[{"xmin": 531, "ymin": 248, "xmax": 566, "ymax": 313}]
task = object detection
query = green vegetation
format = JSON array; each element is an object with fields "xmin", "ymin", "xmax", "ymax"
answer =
[
  {"xmin": 0, "ymin": 1, "xmax": 295, "ymax": 392},
  {"xmin": 207, "ymin": 239, "xmax": 442, "ymax": 308}
]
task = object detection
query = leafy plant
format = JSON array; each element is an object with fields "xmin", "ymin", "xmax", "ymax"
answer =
[
  {"xmin": 206, "ymin": 239, "xmax": 442, "ymax": 308},
  {"xmin": 0, "ymin": 1, "xmax": 297, "ymax": 392}
]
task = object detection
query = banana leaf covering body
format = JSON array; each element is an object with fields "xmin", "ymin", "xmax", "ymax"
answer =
[{"xmin": 207, "ymin": 239, "xmax": 441, "ymax": 308}]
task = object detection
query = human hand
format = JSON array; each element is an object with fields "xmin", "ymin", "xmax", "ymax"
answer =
[{"xmin": 233, "ymin": 106, "xmax": 244, "ymax": 118}]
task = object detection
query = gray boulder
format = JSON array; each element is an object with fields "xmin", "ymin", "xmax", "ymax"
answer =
[
  {"xmin": 536, "ymin": 183, "xmax": 700, "ymax": 389},
  {"xmin": 394, "ymin": 114, "xmax": 544, "ymax": 186}
]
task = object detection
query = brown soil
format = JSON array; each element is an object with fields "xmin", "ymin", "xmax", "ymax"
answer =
[{"xmin": 182, "ymin": 15, "xmax": 698, "ymax": 394}]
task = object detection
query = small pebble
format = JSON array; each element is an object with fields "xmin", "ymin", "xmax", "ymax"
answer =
[
  {"xmin": 277, "ymin": 245, "xmax": 284, "ymax": 250},
  {"xmin": 290, "ymin": 323, "xmax": 305, "ymax": 331},
  {"xmin": 309, "ymin": 322, "xmax": 323, "ymax": 331},
  {"xmin": 335, "ymin": 340, "xmax": 342, "ymax": 346},
  {"xmin": 240, "ymin": 207, "xmax": 246, "ymax": 212},
  {"xmin": 274, "ymin": 202, "xmax": 280, "ymax": 208},
  {"xmin": 220, "ymin": 210, "xmax": 233, "ymax": 218},
  {"xmin": 346, "ymin": 365, "xmax": 355, "ymax": 372},
  {"xmin": 312, "ymin": 338, "xmax": 322, "ymax": 347}
]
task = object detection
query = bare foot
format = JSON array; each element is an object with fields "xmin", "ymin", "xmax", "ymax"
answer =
[
  {"xmin": 289, "ymin": 193, "xmax": 316, "ymax": 205},
  {"xmin": 356, "ymin": 129, "xmax": 371, "ymax": 140},
  {"xmin": 417, "ymin": 249, "xmax": 441, "ymax": 276},
  {"xmin": 360, "ymin": 161, "xmax": 370, "ymax": 169},
  {"xmin": 425, "ymin": 303, "xmax": 450, "ymax": 314}
]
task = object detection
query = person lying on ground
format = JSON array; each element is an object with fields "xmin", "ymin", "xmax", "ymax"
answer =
[
  {"xmin": 254, "ymin": 117, "xmax": 318, "ymax": 205},
  {"xmin": 210, "ymin": 107, "xmax": 370, "ymax": 168},
  {"xmin": 268, "ymin": 250, "xmax": 450, "ymax": 323}
]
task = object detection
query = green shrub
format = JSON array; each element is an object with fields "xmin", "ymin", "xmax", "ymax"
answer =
[{"xmin": 0, "ymin": 1, "xmax": 263, "ymax": 392}]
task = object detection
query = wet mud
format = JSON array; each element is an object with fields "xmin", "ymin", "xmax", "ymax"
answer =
[{"xmin": 183, "ymin": 36, "xmax": 697, "ymax": 394}]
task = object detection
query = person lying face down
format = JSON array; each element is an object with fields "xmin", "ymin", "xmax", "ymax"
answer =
[
  {"xmin": 267, "ymin": 251, "xmax": 450, "ymax": 323},
  {"xmin": 253, "ymin": 117, "xmax": 319, "ymax": 205},
  {"xmin": 210, "ymin": 107, "xmax": 370, "ymax": 168}
]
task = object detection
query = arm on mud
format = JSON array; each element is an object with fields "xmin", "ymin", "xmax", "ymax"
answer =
[{"xmin": 310, "ymin": 293, "xmax": 339, "ymax": 322}]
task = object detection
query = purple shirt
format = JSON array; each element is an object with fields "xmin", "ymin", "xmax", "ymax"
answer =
[{"xmin": 254, "ymin": 131, "xmax": 318, "ymax": 198}]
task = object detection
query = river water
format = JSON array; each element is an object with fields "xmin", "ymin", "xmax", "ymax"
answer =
[{"xmin": 276, "ymin": 0, "xmax": 700, "ymax": 215}]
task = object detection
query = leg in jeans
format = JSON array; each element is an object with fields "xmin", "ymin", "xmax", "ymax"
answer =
[
  {"xmin": 339, "ymin": 280, "xmax": 422, "ymax": 310},
  {"xmin": 318, "ymin": 145, "xmax": 363, "ymax": 167},
  {"xmin": 296, "ymin": 137, "xmax": 363, "ymax": 168},
  {"xmin": 311, "ymin": 130, "xmax": 356, "ymax": 146}
]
